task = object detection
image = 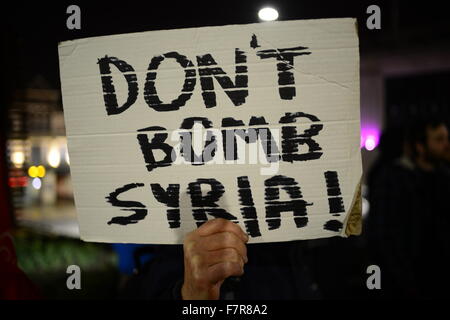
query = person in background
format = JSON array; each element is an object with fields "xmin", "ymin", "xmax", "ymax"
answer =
[{"xmin": 367, "ymin": 119, "xmax": 450, "ymax": 298}]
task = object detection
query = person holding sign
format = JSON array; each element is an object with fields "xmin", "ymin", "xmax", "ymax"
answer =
[
  {"xmin": 58, "ymin": 18, "xmax": 362, "ymax": 299},
  {"xmin": 120, "ymin": 217, "xmax": 322, "ymax": 300}
]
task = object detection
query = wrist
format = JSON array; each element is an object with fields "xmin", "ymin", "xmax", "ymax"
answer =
[{"xmin": 181, "ymin": 282, "xmax": 212, "ymax": 300}]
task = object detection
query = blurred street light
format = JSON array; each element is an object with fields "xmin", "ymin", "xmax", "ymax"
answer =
[
  {"xmin": 258, "ymin": 7, "xmax": 278, "ymax": 21},
  {"xmin": 11, "ymin": 151, "xmax": 25, "ymax": 168},
  {"xmin": 32, "ymin": 177, "xmax": 42, "ymax": 190},
  {"xmin": 47, "ymin": 144, "xmax": 61, "ymax": 168}
]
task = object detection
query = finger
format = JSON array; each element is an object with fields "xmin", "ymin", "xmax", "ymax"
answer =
[
  {"xmin": 202, "ymin": 232, "xmax": 247, "ymax": 261},
  {"xmin": 197, "ymin": 218, "xmax": 248, "ymax": 242},
  {"xmin": 207, "ymin": 261, "xmax": 244, "ymax": 285},
  {"xmin": 206, "ymin": 248, "xmax": 246, "ymax": 267}
]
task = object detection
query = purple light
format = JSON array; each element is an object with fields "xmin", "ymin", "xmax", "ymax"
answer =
[
  {"xmin": 365, "ymin": 136, "xmax": 376, "ymax": 151},
  {"xmin": 361, "ymin": 127, "xmax": 380, "ymax": 151}
]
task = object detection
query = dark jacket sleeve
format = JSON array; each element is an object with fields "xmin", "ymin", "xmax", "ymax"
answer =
[
  {"xmin": 119, "ymin": 245, "xmax": 184, "ymax": 300},
  {"xmin": 119, "ymin": 240, "xmax": 319, "ymax": 300}
]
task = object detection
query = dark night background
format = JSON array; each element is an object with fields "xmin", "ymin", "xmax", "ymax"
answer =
[
  {"xmin": 4, "ymin": 0, "xmax": 450, "ymax": 90},
  {"xmin": 2, "ymin": 0, "xmax": 450, "ymax": 300}
]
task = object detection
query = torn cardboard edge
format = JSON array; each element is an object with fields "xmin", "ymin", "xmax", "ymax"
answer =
[{"xmin": 343, "ymin": 177, "xmax": 363, "ymax": 237}]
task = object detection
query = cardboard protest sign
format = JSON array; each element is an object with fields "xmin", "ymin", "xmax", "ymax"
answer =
[{"xmin": 58, "ymin": 18, "xmax": 361, "ymax": 244}]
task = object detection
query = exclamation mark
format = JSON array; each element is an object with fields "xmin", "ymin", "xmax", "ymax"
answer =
[{"xmin": 323, "ymin": 171, "xmax": 345, "ymax": 232}]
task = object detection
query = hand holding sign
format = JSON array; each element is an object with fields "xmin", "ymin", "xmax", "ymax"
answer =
[{"xmin": 182, "ymin": 218, "xmax": 248, "ymax": 300}]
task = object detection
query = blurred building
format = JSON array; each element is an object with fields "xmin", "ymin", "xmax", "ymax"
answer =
[{"xmin": 6, "ymin": 76, "xmax": 77, "ymax": 237}]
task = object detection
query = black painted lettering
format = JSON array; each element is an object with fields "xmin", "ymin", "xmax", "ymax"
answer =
[
  {"xmin": 179, "ymin": 118, "xmax": 217, "ymax": 165},
  {"xmin": 106, "ymin": 183, "xmax": 147, "ymax": 225},
  {"xmin": 227, "ymin": 127, "xmax": 279, "ymax": 162},
  {"xmin": 250, "ymin": 34, "xmax": 260, "ymax": 49},
  {"xmin": 137, "ymin": 132, "xmax": 174, "ymax": 172},
  {"xmin": 97, "ymin": 55, "xmax": 138, "ymax": 115},
  {"xmin": 256, "ymin": 46, "xmax": 311, "ymax": 100},
  {"xmin": 150, "ymin": 184, "xmax": 180, "ymax": 228},
  {"xmin": 144, "ymin": 52, "xmax": 196, "ymax": 112},
  {"xmin": 264, "ymin": 175, "xmax": 312, "ymax": 230},
  {"xmin": 279, "ymin": 112, "xmax": 323, "ymax": 162},
  {"xmin": 188, "ymin": 179, "xmax": 237, "ymax": 227},
  {"xmin": 196, "ymin": 49, "xmax": 248, "ymax": 108},
  {"xmin": 237, "ymin": 176, "xmax": 261, "ymax": 237},
  {"xmin": 323, "ymin": 171, "xmax": 345, "ymax": 232}
]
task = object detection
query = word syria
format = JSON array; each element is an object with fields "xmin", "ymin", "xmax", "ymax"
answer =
[{"xmin": 105, "ymin": 172, "xmax": 347, "ymax": 238}]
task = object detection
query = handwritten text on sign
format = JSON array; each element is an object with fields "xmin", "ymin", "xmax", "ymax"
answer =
[{"xmin": 59, "ymin": 19, "xmax": 361, "ymax": 243}]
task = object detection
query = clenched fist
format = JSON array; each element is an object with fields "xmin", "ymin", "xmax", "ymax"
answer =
[{"xmin": 181, "ymin": 218, "xmax": 249, "ymax": 300}]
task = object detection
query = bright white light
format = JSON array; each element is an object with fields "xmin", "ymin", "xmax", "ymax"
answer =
[
  {"xmin": 32, "ymin": 177, "xmax": 42, "ymax": 190},
  {"xmin": 47, "ymin": 146, "xmax": 61, "ymax": 168},
  {"xmin": 365, "ymin": 136, "xmax": 376, "ymax": 151},
  {"xmin": 11, "ymin": 151, "xmax": 25, "ymax": 167},
  {"xmin": 65, "ymin": 148, "xmax": 70, "ymax": 165},
  {"xmin": 258, "ymin": 7, "xmax": 278, "ymax": 21},
  {"xmin": 362, "ymin": 197, "xmax": 370, "ymax": 219}
]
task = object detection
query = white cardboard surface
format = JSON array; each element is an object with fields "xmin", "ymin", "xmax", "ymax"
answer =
[{"xmin": 58, "ymin": 18, "xmax": 361, "ymax": 244}]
